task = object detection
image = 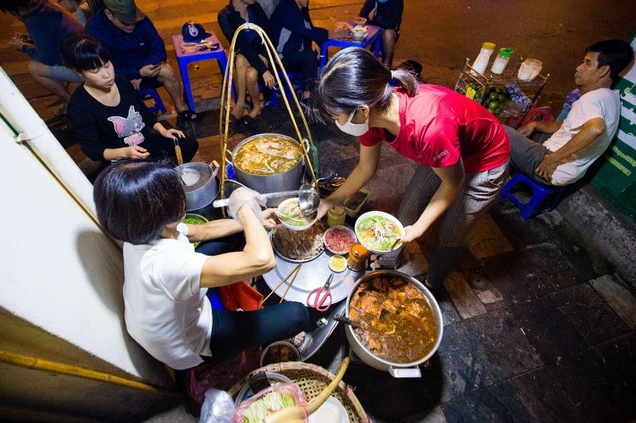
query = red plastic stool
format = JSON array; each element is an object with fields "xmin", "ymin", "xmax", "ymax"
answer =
[{"xmin": 500, "ymin": 172, "xmax": 566, "ymax": 220}]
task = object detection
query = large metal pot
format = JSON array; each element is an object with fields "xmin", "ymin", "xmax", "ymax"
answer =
[
  {"xmin": 344, "ymin": 270, "xmax": 444, "ymax": 378},
  {"xmin": 228, "ymin": 133, "xmax": 305, "ymax": 194},
  {"xmin": 178, "ymin": 162, "xmax": 220, "ymax": 211}
]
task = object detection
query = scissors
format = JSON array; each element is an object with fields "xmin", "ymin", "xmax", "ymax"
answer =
[{"xmin": 306, "ymin": 273, "xmax": 334, "ymax": 311}]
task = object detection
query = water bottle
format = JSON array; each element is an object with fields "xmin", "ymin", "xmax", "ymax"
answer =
[
  {"xmin": 491, "ymin": 48, "xmax": 513, "ymax": 74},
  {"xmin": 470, "ymin": 42, "xmax": 496, "ymax": 76}
]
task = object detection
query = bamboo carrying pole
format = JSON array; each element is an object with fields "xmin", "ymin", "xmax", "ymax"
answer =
[{"xmin": 218, "ymin": 24, "xmax": 318, "ymax": 204}]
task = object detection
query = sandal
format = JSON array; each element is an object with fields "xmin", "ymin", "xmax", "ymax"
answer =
[
  {"xmin": 229, "ymin": 114, "xmax": 240, "ymax": 127},
  {"xmin": 177, "ymin": 109, "xmax": 198, "ymax": 121},
  {"xmin": 241, "ymin": 114, "xmax": 261, "ymax": 127}
]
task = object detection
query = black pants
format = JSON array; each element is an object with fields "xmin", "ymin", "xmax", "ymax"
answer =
[{"xmin": 281, "ymin": 48, "xmax": 319, "ymax": 92}]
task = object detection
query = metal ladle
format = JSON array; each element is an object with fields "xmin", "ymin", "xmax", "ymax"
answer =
[
  {"xmin": 211, "ymin": 185, "xmax": 320, "ymax": 209},
  {"xmin": 174, "ymin": 138, "xmax": 201, "ymax": 186}
]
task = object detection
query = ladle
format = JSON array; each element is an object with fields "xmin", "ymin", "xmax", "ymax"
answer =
[
  {"xmin": 211, "ymin": 187, "xmax": 318, "ymax": 208},
  {"xmin": 173, "ymin": 138, "xmax": 201, "ymax": 186},
  {"xmin": 298, "ymin": 182, "xmax": 320, "ymax": 215},
  {"xmin": 334, "ymin": 314, "xmax": 360, "ymax": 329}
]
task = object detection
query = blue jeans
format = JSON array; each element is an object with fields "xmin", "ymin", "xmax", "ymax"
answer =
[{"xmin": 207, "ymin": 302, "xmax": 309, "ymax": 361}]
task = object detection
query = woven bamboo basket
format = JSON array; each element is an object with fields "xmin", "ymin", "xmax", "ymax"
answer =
[{"xmin": 228, "ymin": 361, "xmax": 370, "ymax": 422}]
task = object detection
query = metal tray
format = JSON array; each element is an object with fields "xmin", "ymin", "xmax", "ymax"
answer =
[{"xmin": 262, "ymin": 249, "xmax": 358, "ymax": 305}]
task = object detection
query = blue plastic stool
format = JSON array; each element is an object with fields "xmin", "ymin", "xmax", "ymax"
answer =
[
  {"xmin": 139, "ymin": 88, "xmax": 166, "ymax": 114},
  {"xmin": 500, "ymin": 173, "xmax": 566, "ymax": 220}
]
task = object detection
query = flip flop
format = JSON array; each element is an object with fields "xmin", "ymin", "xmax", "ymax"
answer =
[
  {"xmin": 240, "ymin": 114, "xmax": 261, "ymax": 127},
  {"xmin": 177, "ymin": 109, "xmax": 198, "ymax": 121}
]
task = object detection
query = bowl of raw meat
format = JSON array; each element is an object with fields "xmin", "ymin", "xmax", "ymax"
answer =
[{"xmin": 323, "ymin": 225, "xmax": 357, "ymax": 255}]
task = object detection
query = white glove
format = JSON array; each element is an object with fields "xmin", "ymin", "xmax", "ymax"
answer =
[{"xmin": 227, "ymin": 187, "xmax": 265, "ymax": 224}]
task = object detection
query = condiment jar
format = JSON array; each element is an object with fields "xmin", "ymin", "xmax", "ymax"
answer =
[
  {"xmin": 491, "ymin": 48, "xmax": 513, "ymax": 74},
  {"xmin": 327, "ymin": 205, "xmax": 346, "ymax": 227},
  {"xmin": 470, "ymin": 42, "xmax": 496, "ymax": 76},
  {"xmin": 347, "ymin": 243, "xmax": 369, "ymax": 272}
]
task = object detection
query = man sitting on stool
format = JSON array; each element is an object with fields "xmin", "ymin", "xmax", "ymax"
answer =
[
  {"xmin": 87, "ymin": 0, "xmax": 198, "ymax": 127},
  {"xmin": 504, "ymin": 39, "xmax": 633, "ymax": 186}
]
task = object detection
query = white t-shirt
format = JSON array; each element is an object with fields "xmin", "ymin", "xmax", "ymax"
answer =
[
  {"xmin": 543, "ymin": 88, "xmax": 620, "ymax": 185},
  {"xmin": 123, "ymin": 224, "xmax": 212, "ymax": 370}
]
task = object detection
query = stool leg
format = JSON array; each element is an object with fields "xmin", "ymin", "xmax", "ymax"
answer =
[{"xmin": 178, "ymin": 59, "xmax": 196, "ymax": 112}]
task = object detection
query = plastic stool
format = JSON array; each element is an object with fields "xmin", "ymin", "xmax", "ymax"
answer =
[
  {"xmin": 139, "ymin": 88, "xmax": 166, "ymax": 114},
  {"xmin": 500, "ymin": 172, "xmax": 566, "ymax": 220}
]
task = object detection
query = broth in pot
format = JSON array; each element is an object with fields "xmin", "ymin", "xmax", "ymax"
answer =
[{"xmin": 234, "ymin": 135, "xmax": 302, "ymax": 176}]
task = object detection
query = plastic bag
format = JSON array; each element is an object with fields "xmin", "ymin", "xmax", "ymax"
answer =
[
  {"xmin": 199, "ymin": 387, "xmax": 235, "ymax": 423},
  {"xmin": 230, "ymin": 383, "xmax": 308, "ymax": 423}
]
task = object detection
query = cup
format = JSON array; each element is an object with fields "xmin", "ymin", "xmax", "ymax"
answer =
[
  {"xmin": 352, "ymin": 25, "xmax": 366, "ymax": 40},
  {"xmin": 517, "ymin": 58, "xmax": 543, "ymax": 81}
]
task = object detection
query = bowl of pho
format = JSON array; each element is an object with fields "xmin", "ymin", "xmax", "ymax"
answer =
[
  {"xmin": 354, "ymin": 211, "xmax": 404, "ymax": 254},
  {"xmin": 277, "ymin": 198, "xmax": 318, "ymax": 231}
]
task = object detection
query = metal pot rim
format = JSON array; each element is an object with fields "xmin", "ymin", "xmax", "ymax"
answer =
[
  {"xmin": 345, "ymin": 269, "xmax": 444, "ymax": 367},
  {"xmin": 231, "ymin": 133, "xmax": 304, "ymax": 176}
]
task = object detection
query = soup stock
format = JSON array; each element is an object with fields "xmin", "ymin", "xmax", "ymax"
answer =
[
  {"xmin": 227, "ymin": 133, "xmax": 307, "ymax": 200},
  {"xmin": 344, "ymin": 270, "xmax": 443, "ymax": 378}
]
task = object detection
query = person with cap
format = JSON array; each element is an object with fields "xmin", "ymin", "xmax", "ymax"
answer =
[
  {"xmin": 218, "ymin": 0, "xmax": 275, "ymax": 127},
  {"xmin": 359, "ymin": 0, "xmax": 404, "ymax": 67},
  {"xmin": 86, "ymin": 0, "xmax": 198, "ymax": 126},
  {"xmin": 1, "ymin": 0, "xmax": 83, "ymax": 112}
]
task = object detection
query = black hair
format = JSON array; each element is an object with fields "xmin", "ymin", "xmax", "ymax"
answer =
[
  {"xmin": 0, "ymin": 0, "xmax": 34, "ymax": 15},
  {"xmin": 60, "ymin": 33, "xmax": 112, "ymax": 72},
  {"xmin": 93, "ymin": 160, "xmax": 186, "ymax": 245},
  {"xmin": 311, "ymin": 47, "xmax": 419, "ymax": 122},
  {"xmin": 586, "ymin": 39, "xmax": 634, "ymax": 84}
]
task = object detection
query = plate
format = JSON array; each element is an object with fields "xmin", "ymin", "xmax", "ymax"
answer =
[
  {"xmin": 308, "ymin": 396, "xmax": 350, "ymax": 423},
  {"xmin": 271, "ymin": 224, "xmax": 324, "ymax": 263},
  {"xmin": 323, "ymin": 225, "xmax": 357, "ymax": 255}
]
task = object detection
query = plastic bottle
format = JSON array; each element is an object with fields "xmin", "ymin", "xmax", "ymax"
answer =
[
  {"xmin": 491, "ymin": 48, "xmax": 513, "ymax": 75},
  {"xmin": 470, "ymin": 42, "xmax": 496, "ymax": 76}
]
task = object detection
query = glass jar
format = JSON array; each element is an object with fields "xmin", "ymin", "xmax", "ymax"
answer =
[
  {"xmin": 347, "ymin": 243, "xmax": 369, "ymax": 272},
  {"xmin": 327, "ymin": 205, "xmax": 346, "ymax": 227}
]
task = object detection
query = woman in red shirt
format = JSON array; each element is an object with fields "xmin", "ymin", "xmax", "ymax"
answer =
[{"xmin": 312, "ymin": 47, "xmax": 510, "ymax": 290}]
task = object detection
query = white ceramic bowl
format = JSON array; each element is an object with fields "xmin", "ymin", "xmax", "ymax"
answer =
[
  {"xmin": 323, "ymin": 225, "xmax": 357, "ymax": 255},
  {"xmin": 354, "ymin": 211, "xmax": 404, "ymax": 254},
  {"xmin": 277, "ymin": 198, "xmax": 318, "ymax": 231}
]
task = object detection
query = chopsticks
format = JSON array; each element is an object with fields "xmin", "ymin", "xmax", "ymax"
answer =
[{"xmin": 260, "ymin": 263, "xmax": 303, "ymax": 306}]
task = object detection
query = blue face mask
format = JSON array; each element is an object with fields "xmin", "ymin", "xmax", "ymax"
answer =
[{"xmin": 335, "ymin": 109, "xmax": 369, "ymax": 136}]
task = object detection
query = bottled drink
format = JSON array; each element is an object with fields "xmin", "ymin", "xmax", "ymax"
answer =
[
  {"xmin": 471, "ymin": 42, "xmax": 496, "ymax": 76},
  {"xmin": 491, "ymin": 48, "xmax": 513, "ymax": 74}
]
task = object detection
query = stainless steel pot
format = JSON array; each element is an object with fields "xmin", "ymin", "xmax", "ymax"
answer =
[
  {"xmin": 227, "ymin": 133, "xmax": 305, "ymax": 195},
  {"xmin": 344, "ymin": 270, "xmax": 444, "ymax": 378},
  {"xmin": 178, "ymin": 162, "xmax": 220, "ymax": 211}
]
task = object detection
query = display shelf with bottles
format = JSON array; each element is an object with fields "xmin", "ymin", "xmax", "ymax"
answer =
[{"xmin": 455, "ymin": 58, "xmax": 550, "ymax": 124}]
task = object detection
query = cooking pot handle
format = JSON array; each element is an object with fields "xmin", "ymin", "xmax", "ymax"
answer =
[
  {"xmin": 388, "ymin": 366, "xmax": 422, "ymax": 378},
  {"xmin": 209, "ymin": 160, "xmax": 220, "ymax": 177},
  {"xmin": 225, "ymin": 148, "xmax": 234, "ymax": 166}
]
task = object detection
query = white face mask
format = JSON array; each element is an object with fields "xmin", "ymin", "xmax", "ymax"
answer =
[{"xmin": 335, "ymin": 109, "xmax": 369, "ymax": 136}]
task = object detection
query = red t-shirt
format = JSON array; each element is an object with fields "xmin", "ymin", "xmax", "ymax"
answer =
[{"xmin": 359, "ymin": 85, "xmax": 510, "ymax": 173}]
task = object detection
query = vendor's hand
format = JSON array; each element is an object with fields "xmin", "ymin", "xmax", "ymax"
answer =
[
  {"xmin": 140, "ymin": 63, "xmax": 162, "ymax": 78},
  {"xmin": 534, "ymin": 153, "xmax": 557, "ymax": 182},
  {"xmin": 517, "ymin": 121, "xmax": 538, "ymax": 137},
  {"xmin": 161, "ymin": 128, "xmax": 185, "ymax": 141},
  {"xmin": 316, "ymin": 199, "xmax": 335, "ymax": 220},
  {"xmin": 8, "ymin": 38, "xmax": 27, "ymax": 51},
  {"xmin": 130, "ymin": 78, "xmax": 142, "ymax": 90},
  {"xmin": 228, "ymin": 187, "xmax": 265, "ymax": 223},
  {"xmin": 262, "ymin": 71, "xmax": 275, "ymax": 89},
  {"xmin": 124, "ymin": 145, "xmax": 150, "ymax": 160},
  {"xmin": 401, "ymin": 225, "xmax": 421, "ymax": 243},
  {"xmin": 261, "ymin": 208, "xmax": 279, "ymax": 229}
]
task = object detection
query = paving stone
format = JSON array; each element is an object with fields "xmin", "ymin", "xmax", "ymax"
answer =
[
  {"xmin": 550, "ymin": 283, "xmax": 631, "ymax": 346},
  {"xmin": 464, "ymin": 310, "xmax": 543, "ymax": 382},
  {"xmin": 444, "ymin": 272, "xmax": 487, "ymax": 319},
  {"xmin": 590, "ymin": 273, "xmax": 636, "ymax": 330},
  {"xmin": 466, "ymin": 214, "xmax": 514, "ymax": 260},
  {"xmin": 509, "ymin": 295, "xmax": 587, "ymax": 364}
]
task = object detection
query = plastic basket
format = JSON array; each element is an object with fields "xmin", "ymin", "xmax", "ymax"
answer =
[{"xmin": 228, "ymin": 361, "xmax": 370, "ymax": 422}]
